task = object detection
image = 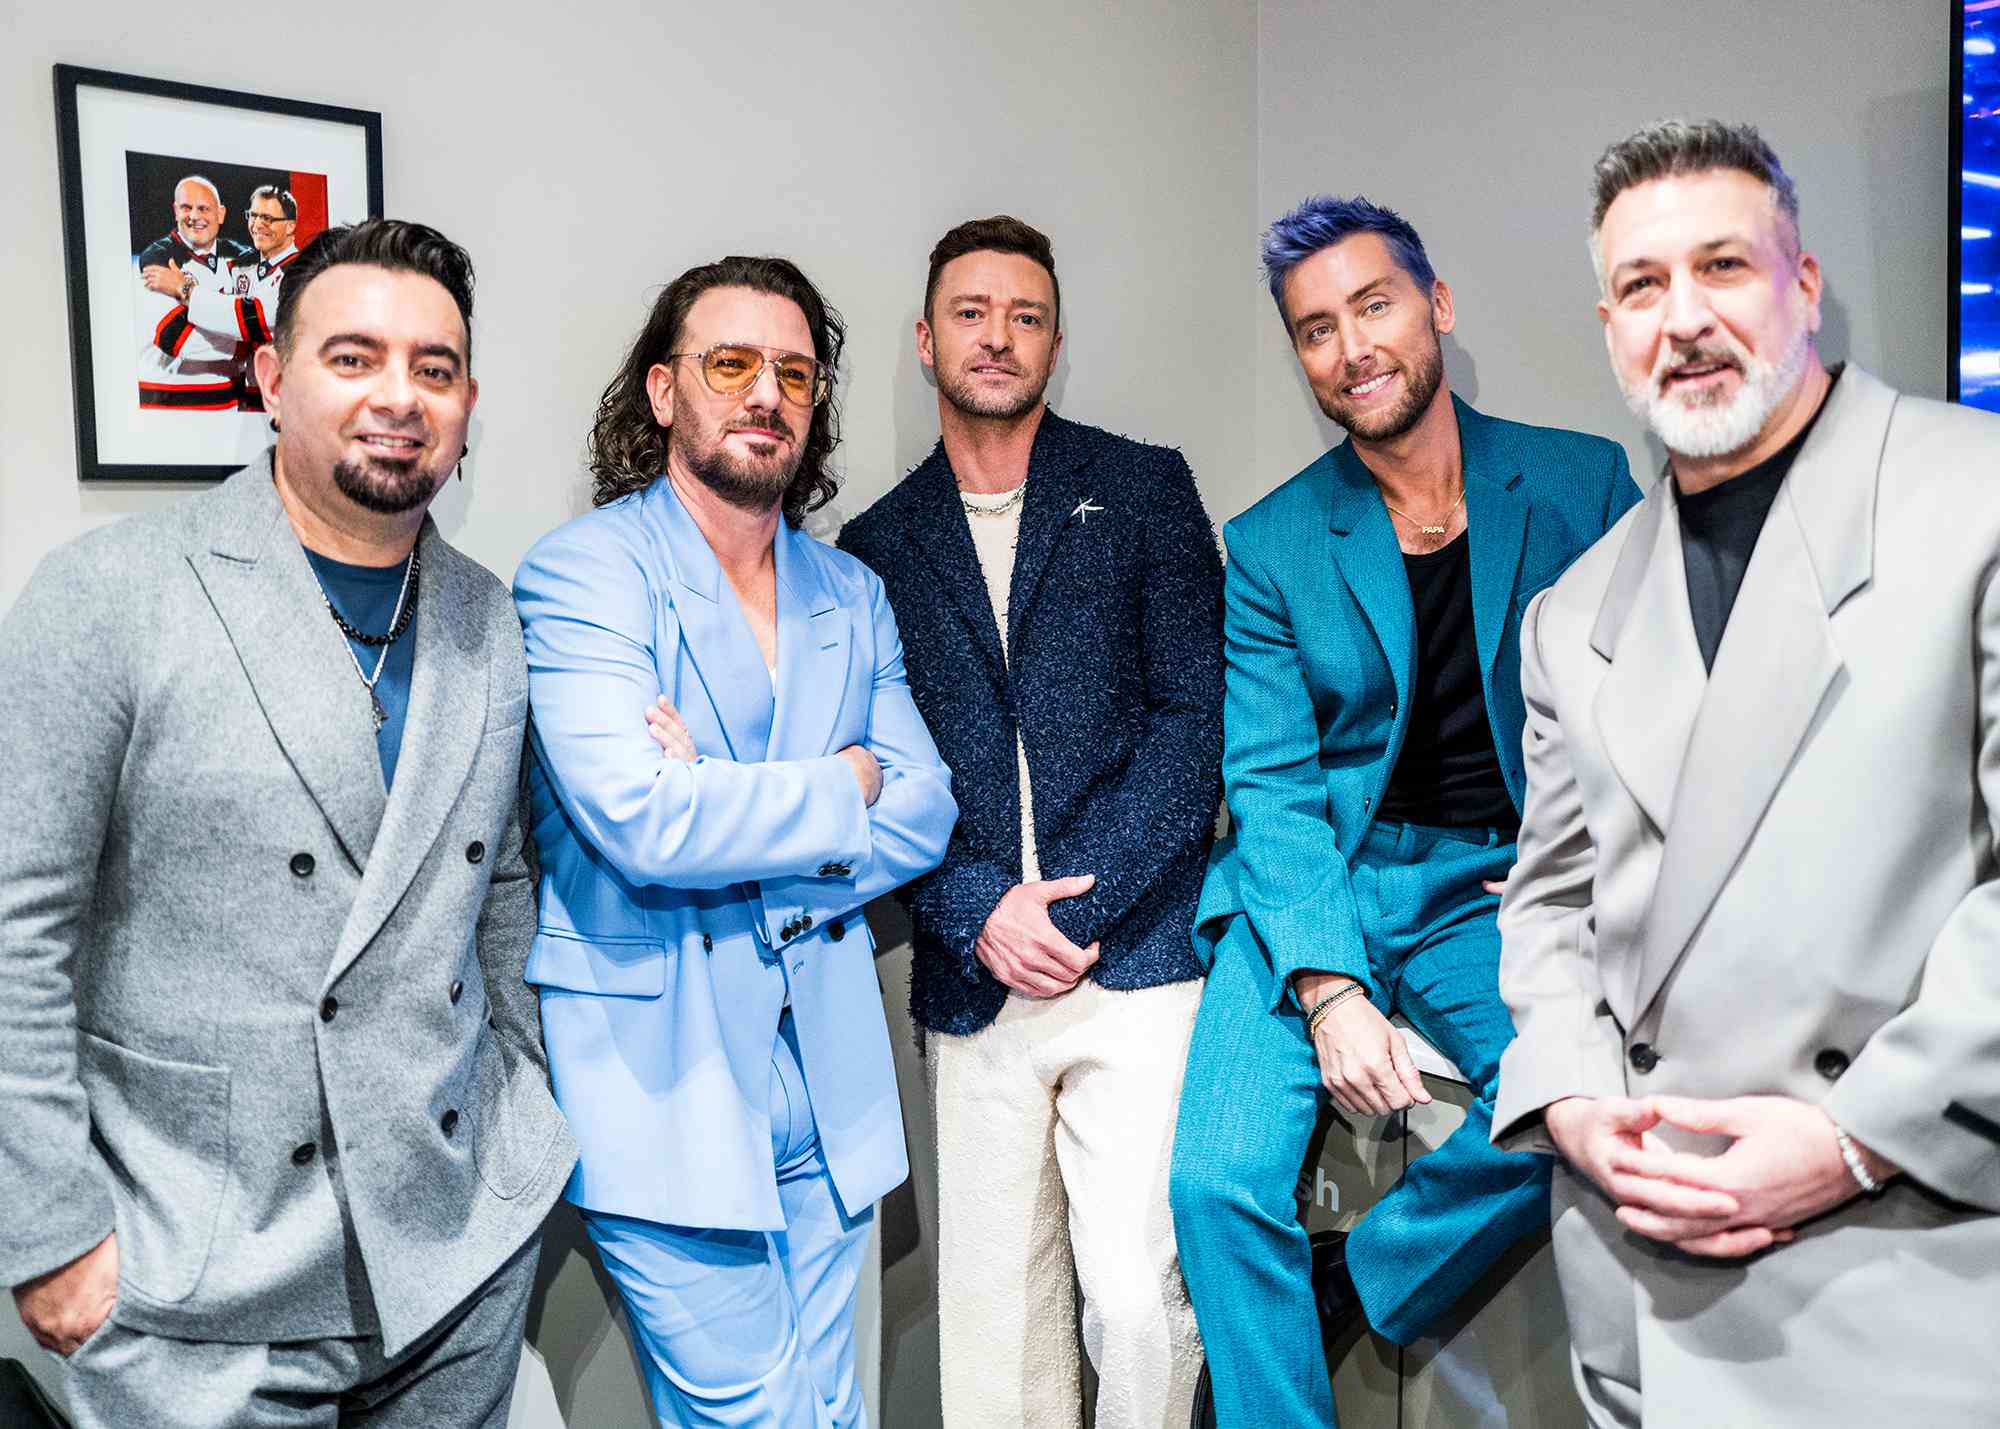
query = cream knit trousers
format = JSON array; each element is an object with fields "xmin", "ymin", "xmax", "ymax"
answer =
[{"xmin": 929, "ymin": 977, "xmax": 1205, "ymax": 1429}]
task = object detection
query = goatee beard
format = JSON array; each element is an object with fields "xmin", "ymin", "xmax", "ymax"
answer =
[{"xmin": 332, "ymin": 456, "xmax": 444, "ymax": 515}]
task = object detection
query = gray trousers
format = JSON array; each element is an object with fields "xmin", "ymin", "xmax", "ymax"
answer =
[{"xmin": 60, "ymin": 1231, "xmax": 540, "ymax": 1429}]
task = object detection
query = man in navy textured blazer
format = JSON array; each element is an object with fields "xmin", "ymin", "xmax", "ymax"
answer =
[
  {"xmin": 1167, "ymin": 196, "xmax": 1639, "ymax": 1425},
  {"xmin": 839, "ymin": 216, "xmax": 1223, "ymax": 1429}
]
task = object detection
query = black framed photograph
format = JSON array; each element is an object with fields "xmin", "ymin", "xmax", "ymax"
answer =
[{"xmin": 54, "ymin": 64, "xmax": 384, "ymax": 482}]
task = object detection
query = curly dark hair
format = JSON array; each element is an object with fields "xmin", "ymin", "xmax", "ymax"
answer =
[{"xmin": 589, "ymin": 256, "xmax": 845, "ymax": 524}]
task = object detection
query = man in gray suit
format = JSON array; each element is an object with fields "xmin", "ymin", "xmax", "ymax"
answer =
[
  {"xmin": 1495, "ymin": 120, "xmax": 2000, "ymax": 1427},
  {"xmin": 0, "ymin": 218, "xmax": 575, "ymax": 1427}
]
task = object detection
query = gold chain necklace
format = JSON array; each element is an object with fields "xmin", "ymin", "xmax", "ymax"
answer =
[{"xmin": 1381, "ymin": 484, "xmax": 1465, "ymax": 537}]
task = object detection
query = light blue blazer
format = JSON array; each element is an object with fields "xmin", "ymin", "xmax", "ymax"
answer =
[{"xmin": 513, "ymin": 478, "xmax": 956, "ymax": 1231}]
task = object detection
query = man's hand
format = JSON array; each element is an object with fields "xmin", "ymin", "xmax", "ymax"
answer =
[
  {"xmin": 837, "ymin": 745, "xmax": 882, "ymax": 807},
  {"xmin": 1544, "ymin": 1095, "xmax": 1748, "ymax": 1247},
  {"xmin": 14, "ymin": 1233, "xmax": 118, "ymax": 1357},
  {"xmin": 1607, "ymin": 1095, "xmax": 1898, "ymax": 1258},
  {"xmin": 1295, "ymin": 971, "xmax": 1430, "ymax": 1115},
  {"xmin": 646, "ymin": 697, "xmax": 697, "ymax": 761},
  {"xmin": 973, "ymin": 875, "xmax": 1100, "ymax": 998},
  {"xmin": 140, "ymin": 261, "xmax": 186, "ymax": 299}
]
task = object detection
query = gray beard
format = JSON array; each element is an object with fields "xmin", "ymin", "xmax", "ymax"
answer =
[{"xmin": 1625, "ymin": 328, "xmax": 1813, "ymax": 461}]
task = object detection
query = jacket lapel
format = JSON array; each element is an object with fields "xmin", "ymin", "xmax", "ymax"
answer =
[
  {"xmin": 1006, "ymin": 411, "xmax": 1094, "ymax": 650},
  {"xmin": 1591, "ymin": 486, "xmax": 1704, "ymax": 838},
  {"xmin": 647, "ymin": 480, "xmax": 774, "ymax": 762},
  {"xmin": 903, "ymin": 448, "xmax": 1007, "ymax": 683},
  {"xmin": 188, "ymin": 458, "xmax": 386, "ymax": 872},
  {"xmin": 328, "ymin": 521, "xmax": 490, "ymax": 987},
  {"xmin": 766, "ymin": 521, "xmax": 852, "ymax": 759},
  {"xmin": 1324, "ymin": 442, "xmax": 1414, "ymax": 712},
  {"xmin": 1626, "ymin": 368, "xmax": 1890, "ymax": 1022},
  {"xmin": 1458, "ymin": 401, "xmax": 1529, "ymax": 684}
]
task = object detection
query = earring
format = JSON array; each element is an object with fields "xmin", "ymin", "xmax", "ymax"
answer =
[
  {"xmin": 457, "ymin": 443, "xmax": 469, "ymax": 482},
  {"xmin": 269, "ymin": 418, "xmax": 281, "ymax": 433}
]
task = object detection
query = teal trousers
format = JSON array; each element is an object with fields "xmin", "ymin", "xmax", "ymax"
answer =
[{"xmin": 1169, "ymin": 820, "xmax": 1551, "ymax": 1426}]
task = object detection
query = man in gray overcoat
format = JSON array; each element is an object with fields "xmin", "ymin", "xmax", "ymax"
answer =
[
  {"xmin": 1495, "ymin": 120, "xmax": 2000, "ymax": 1426},
  {"xmin": 0, "ymin": 218, "xmax": 576, "ymax": 1427}
]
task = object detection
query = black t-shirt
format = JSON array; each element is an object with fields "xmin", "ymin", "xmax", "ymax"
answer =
[
  {"xmin": 1379, "ymin": 532, "xmax": 1517, "ymax": 831},
  {"xmin": 1676, "ymin": 366, "xmax": 1842, "ymax": 671}
]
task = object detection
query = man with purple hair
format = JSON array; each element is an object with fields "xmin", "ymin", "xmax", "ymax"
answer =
[{"xmin": 1167, "ymin": 194, "xmax": 1637, "ymax": 1423}]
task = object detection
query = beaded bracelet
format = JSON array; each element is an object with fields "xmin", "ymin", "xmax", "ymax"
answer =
[
  {"xmin": 1305, "ymin": 983, "xmax": 1366, "ymax": 1036},
  {"xmin": 1832, "ymin": 1123, "xmax": 1884, "ymax": 1195}
]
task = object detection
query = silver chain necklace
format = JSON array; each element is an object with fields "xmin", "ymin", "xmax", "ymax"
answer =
[
  {"xmin": 310, "ymin": 550, "xmax": 418, "ymax": 731},
  {"xmin": 960, "ymin": 482, "xmax": 1028, "ymax": 518}
]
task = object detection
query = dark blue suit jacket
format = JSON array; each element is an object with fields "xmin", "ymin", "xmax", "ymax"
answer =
[{"xmin": 839, "ymin": 412, "xmax": 1225, "ymax": 1035}]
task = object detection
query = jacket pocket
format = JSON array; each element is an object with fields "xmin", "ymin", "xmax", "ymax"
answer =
[
  {"xmin": 524, "ymin": 927, "xmax": 668, "ymax": 998},
  {"xmin": 76, "ymin": 1032, "xmax": 231, "ymax": 1305},
  {"xmin": 466, "ymin": 1020, "xmax": 563, "ymax": 1200}
]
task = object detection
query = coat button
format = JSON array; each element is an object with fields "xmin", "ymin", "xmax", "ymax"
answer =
[
  {"xmin": 292, "ymin": 1142, "xmax": 317, "ymax": 1166},
  {"xmin": 1629, "ymin": 1042, "xmax": 1659, "ymax": 1074},
  {"xmin": 466, "ymin": 841, "xmax": 485, "ymax": 864},
  {"xmin": 799, "ymin": 913, "xmax": 813, "ymax": 931},
  {"xmin": 450, "ymin": 980, "xmax": 464, "ymax": 1005},
  {"xmin": 441, "ymin": 1109, "xmax": 459, "ymax": 1138},
  {"xmin": 1363, "ymin": 796, "xmax": 1372, "ymax": 810},
  {"xmin": 1814, "ymin": 1048, "xmax": 1850, "ymax": 1080},
  {"xmin": 702, "ymin": 933, "xmax": 714, "ymax": 952},
  {"xmin": 319, "ymin": 996, "xmax": 338, "ymax": 1023},
  {"xmin": 290, "ymin": 852, "xmax": 315, "ymax": 878},
  {"xmin": 781, "ymin": 920, "xmax": 798, "ymax": 940},
  {"xmin": 828, "ymin": 919, "xmax": 845, "ymax": 942}
]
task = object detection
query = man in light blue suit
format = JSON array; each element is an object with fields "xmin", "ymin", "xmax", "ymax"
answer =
[
  {"xmin": 514, "ymin": 256, "xmax": 956, "ymax": 1428},
  {"xmin": 1168, "ymin": 197, "xmax": 1639, "ymax": 1424}
]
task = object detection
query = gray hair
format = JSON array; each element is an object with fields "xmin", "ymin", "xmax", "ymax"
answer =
[{"xmin": 1587, "ymin": 119, "xmax": 1800, "ymax": 291}]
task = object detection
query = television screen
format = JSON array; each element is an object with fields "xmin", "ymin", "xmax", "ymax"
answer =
[{"xmin": 1959, "ymin": 1, "xmax": 2000, "ymax": 409}]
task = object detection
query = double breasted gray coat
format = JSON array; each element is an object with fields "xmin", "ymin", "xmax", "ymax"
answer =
[{"xmin": 0, "ymin": 458, "xmax": 575, "ymax": 1358}]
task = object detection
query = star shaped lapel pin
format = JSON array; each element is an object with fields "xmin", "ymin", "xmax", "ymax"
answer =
[{"xmin": 1070, "ymin": 496, "xmax": 1104, "ymax": 525}]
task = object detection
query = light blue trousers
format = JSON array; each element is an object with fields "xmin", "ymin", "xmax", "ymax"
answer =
[
  {"xmin": 582, "ymin": 1012, "xmax": 873, "ymax": 1429},
  {"xmin": 1169, "ymin": 821, "xmax": 1551, "ymax": 1427}
]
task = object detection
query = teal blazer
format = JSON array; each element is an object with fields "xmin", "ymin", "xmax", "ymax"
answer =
[{"xmin": 1194, "ymin": 397, "xmax": 1638, "ymax": 1009}]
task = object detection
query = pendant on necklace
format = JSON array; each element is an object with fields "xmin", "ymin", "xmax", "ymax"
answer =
[
  {"xmin": 1420, "ymin": 524, "xmax": 1445, "ymax": 536},
  {"xmin": 370, "ymin": 691, "xmax": 388, "ymax": 731}
]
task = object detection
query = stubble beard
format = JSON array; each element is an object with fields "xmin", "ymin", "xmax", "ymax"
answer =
[
  {"xmin": 1624, "ymin": 322, "xmax": 1813, "ymax": 461},
  {"xmin": 1317, "ymin": 328, "xmax": 1445, "ymax": 443},
  {"xmin": 935, "ymin": 357, "xmax": 1052, "ymax": 422}
]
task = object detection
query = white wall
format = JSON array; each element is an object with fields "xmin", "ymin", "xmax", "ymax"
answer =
[
  {"xmin": 0, "ymin": 0, "xmax": 1956, "ymax": 1424},
  {"xmin": 0, "ymin": 0, "xmax": 1259, "ymax": 607},
  {"xmin": 0, "ymin": 1, "xmax": 1257, "ymax": 1423},
  {"xmin": 1254, "ymin": 0, "xmax": 1951, "ymax": 492}
]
